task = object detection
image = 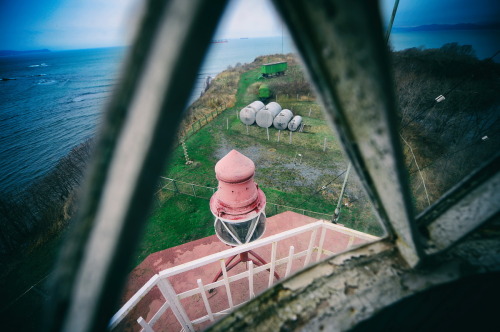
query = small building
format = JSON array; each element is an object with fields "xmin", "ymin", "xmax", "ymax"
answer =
[{"xmin": 261, "ymin": 61, "xmax": 287, "ymax": 78}]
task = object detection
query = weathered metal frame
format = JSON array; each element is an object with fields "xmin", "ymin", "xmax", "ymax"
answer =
[
  {"xmin": 45, "ymin": 1, "xmax": 229, "ymax": 331},
  {"xmin": 44, "ymin": 0, "xmax": 500, "ymax": 331},
  {"xmin": 270, "ymin": 0, "xmax": 422, "ymax": 265}
]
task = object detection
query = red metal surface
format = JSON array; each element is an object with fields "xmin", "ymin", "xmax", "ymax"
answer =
[{"xmin": 210, "ymin": 150, "xmax": 266, "ymax": 221}]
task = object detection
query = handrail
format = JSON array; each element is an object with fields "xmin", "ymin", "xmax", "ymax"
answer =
[{"xmin": 109, "ymin": 220, "xmax": 379, "ymax": 331}]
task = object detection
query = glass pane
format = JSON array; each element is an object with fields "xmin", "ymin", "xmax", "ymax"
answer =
[
  {"xmin": 125, "ymin": 1, "xmax": 387, "ymax": 330},
  {"xmin": 382, "ymin": 0, "xmax": 500, "ymax": 213}
]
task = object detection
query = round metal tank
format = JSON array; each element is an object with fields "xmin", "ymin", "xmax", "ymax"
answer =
[
  {"xmin": 248, "ymin": 100, "xmax": 265, "ymax": 112},
  {"xmin": 255, "ymin": 102, "xmax": 282, "ymax": 128},
  {"xmin": 240, "ymin": 107, "xmax": 256, "ymax": 125},
  {"xmin": 273, "ymin": 109, "xmax": 294, "ymax": 130},
  {"xmin": 288, "ymin": 115, "xmax": 303, "ymax": 132}
]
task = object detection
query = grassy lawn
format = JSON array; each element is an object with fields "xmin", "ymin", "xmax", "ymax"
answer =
[{"xmin": 134, "ymin": 63, "xmax": 383, "ymax": 266}]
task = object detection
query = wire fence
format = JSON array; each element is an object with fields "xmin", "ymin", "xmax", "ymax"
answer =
[
  {"xmin": 176, "ymin": 108, "xmax": 224, "ymax": 144},
  {"xmin": 157, "ymin": 177, "xmax": 333, "ymax": 221}
]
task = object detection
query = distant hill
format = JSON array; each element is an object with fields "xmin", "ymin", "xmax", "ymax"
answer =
[
  {"xmin": 0, "ymin": 49, "xmax": 51, "ymax": 57},
  {"xmin": 393, "ymin": 22, "xmax": 500, "ymax": 32}
]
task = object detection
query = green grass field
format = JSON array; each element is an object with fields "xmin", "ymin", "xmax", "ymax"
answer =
[{"xmin": 134, "ymin": 64, "xmax": 383, "ymax": 266}]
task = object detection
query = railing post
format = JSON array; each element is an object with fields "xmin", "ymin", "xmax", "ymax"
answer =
[
  {"xmin": 248, "ymin": 260, "xmax": 255, "ymax": 299},
  {"xmin": 268, "ymin": 242, "xmax": 278, "ymax": 287},
  {"xmin": 304, "ymin": 227, "xmax": 318, "ymax": 267},
  {"xmin": 157, "ymin": 278, "xmax": 194, "ymax": 332},
  {"xmin": 197, "ymin": 279, "xmax": 214, "ymax": 322},
  {"xmin": 137, "ymin": 317, "xmax": 154, "ymax": 332},
  {"xmin": 220, "ymin": 259, "xmax": 234, "ymax": 309},
  {"xmin": 285, "ymin": 246, "xmax": 295, "ymax": 278},
  {"xmin": 316, "ymin": 225, "xmax": 327, "ymax": 262}
]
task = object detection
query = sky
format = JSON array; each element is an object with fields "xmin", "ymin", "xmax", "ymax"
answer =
[{"xmin": 0, "ymin": 0, "xmax": 499, "ymax": 50}]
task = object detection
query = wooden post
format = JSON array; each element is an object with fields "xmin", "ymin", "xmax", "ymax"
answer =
[
  {"xmin": 267, "ymin": 127, "xmax": 270, "ymax": 141},
  {"xmin": 172, "ymin": 180, "xmax": 179, "ymax": 193},
  {"xmin": 323, "ymin": 137, "xmax": 327, "ymax": 151},
  {"xmin": 278, "ymin": 130, "xmax": 281, "ymax": 142},
  {"xmin": 289, "ymin": 131, "xmax": 292, "ymax": 144}
]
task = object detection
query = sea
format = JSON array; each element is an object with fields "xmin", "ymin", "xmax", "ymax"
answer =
[{"xmin": 0, "ymin": 32, "xmax": 498, "ymax": 194}]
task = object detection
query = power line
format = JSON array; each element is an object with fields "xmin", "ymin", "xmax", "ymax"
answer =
[
  {"xmin": 0, "ymin": 273, "xmax": 51, "ymax": 314},
  {"xmin": 301, "ymin": 168, "xmax": 348, "ymax": 205},
  {"xmin": 410, "ymin": 134, "xmax": 497, "ymax": 175},
  {"xmin": 400, "ymin": 49, "xmax": 499, "ymax": 130}
]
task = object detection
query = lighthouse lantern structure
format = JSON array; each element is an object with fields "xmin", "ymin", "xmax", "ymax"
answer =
[{"xmin": 210, "ymin": 150, "xmax": 267, "ymax": 246}]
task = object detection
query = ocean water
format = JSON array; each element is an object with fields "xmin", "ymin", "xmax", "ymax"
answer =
[
  {"xmin": 0, "ymin": 32, "xmax": 496, "ymax": 194},
  {"xmin": 0, "ymin": 47, "xmax": 125, "ymax": 193},
  {"xmin": 389, "ymin": 29, "xmax": 500, "ymax": 60},
  {"xmin": 192, "ymin": 36, "xmax": 295, "ymax": 101}
]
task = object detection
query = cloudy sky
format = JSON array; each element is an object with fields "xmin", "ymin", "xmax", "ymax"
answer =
[{"xmin": 0, "ymin": 0, "xmax": 499, "ymax": 50}]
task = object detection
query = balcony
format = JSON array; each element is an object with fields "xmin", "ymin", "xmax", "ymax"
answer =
[{"xmin": 110, "ymin": 211, "xmax": 378, "ymax": 331}]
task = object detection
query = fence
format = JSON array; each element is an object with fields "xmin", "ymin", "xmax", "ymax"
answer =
[
  {"xmin": 157, "ymin": 177, "xmax": 333, "ymax": 220},
  {"xmin": 109, "ymin": 220, "xmax": 378, "ymax": 331},
  {"xmin": 178, "ymin": 108, "xmax": 224, "ymax": 143}
]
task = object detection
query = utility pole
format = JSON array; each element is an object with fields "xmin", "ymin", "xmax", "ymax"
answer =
[
  {"xmin": 385, "ymin": 0, "xmax": 400, "ymax": 44},
  {"xmin": 332, "ymin": 163, "xmax": 351, "ymax": 223}
]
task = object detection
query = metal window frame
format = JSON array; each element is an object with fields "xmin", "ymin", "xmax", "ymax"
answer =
[{"xmin": 44, "ymin": 0, "xmax": 500, "ymax": 331}]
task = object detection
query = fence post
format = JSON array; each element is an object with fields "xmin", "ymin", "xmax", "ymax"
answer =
[
  {"xmin": 323, "ymin": 137, "xmax": 327, "ymax": 151},
  {"xmin": 278, "ymin": 130, "xmax": 281, "ymax": 142},
  {"xmin": 289, "ymin": 131, "xmax": 292, "ymax": 144},
  {"xmin": 172, "ymin": 179, "xmax": 179, "ymax": 193},
  {"xmin": 266, "ymin": 127, "xmax": 270, "ymax": 141}
]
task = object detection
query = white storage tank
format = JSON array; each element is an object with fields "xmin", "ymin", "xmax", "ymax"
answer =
[
  {"xmin": 288, "ymin": 115, "xmax": 303, "ymax": 132},
  {"xmin": 273, "ymin": 109, "xmax": 294, "ymax": 130},
  {"xmin": 239, "ymin": 101, "xmax": 265, "ymax": 125},
  {"xmin": 256, "ymin": 102, "xmax": 282, "ymax": 128},
  {"xmin": 248, "ymin": 100, "xmax": 265, "ymax": 112}
]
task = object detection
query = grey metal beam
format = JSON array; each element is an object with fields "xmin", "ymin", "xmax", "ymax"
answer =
[
  {"xmin": 271, "ymin": 0, "xmax": 423, "ymax": 265},
  {"xmin": 44, "ymin": 1, "xmax": 228, "ymax": 331},
  {"xmin": 421, "ymin": 155, "xmax": 500, "ymax": 254}
]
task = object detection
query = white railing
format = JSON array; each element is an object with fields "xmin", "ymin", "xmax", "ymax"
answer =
[{"xmin": 109, "ymin": 220, "xmax": 378, "ymax": 331}]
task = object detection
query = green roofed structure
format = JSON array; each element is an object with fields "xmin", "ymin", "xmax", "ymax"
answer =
[
  {"xmin": 259, "ymin": 84, "xmax": 270, "ymax": 99},
  {"xmin": 261, "ymin": 61, "xmax": 287, "ymax": 78}
]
